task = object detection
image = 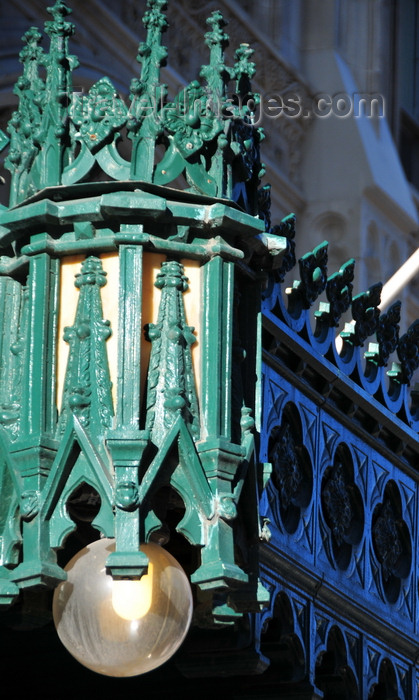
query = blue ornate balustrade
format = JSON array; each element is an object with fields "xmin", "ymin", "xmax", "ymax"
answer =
[{"xmin": 257, "ymin": 222, "xmax": 419, "ymax": 698}]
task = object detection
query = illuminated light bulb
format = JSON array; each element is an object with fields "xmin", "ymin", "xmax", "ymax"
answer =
[
  {"xmin": 111, "ymin": 565, "xmax": 154, "ymax": 620},
  {"xmin": 52, "ymin": 539, "xmax": 193, "ymax": 677}
]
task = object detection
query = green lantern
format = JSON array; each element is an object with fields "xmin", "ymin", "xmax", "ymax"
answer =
[{"xmin": 0, "ymin": 0, "xmax": 289, "ymax": 675}]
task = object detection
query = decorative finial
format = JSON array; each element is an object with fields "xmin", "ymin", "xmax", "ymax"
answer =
[
  {"xmin": 45, "ymin": 0, "xmax": 74, "ymax": 37},
  {"xmin": 4, "ymin": 27, "xmax": 45, "ymax": 204},
  {"xmin": 234, "ymin": 43, "xmax": 256, "ymax": 99},
  {"xmin": 58, "ymin": 257, "xmax": 114, "ymax": 436},
  {"xmin": 145, "ymin": 260, "xmax": 199, "ymax": 446},
  {"xmin": 369, "ymin": 300, "xmax": 401, "ymax": 367},
  {"xmin": 316, "ymin": 258, "xmax": 355, "ymax": 328},
  {"xmin": 341, "ymin": 283, "xmax": 382, "ymax": 347},
  {"xmin": 128, "ymin": 0, "xmax": 168, "ymax": 180},
  {"xmin": 200, "ymin": 10, "xmax": 233, "ymax": 99},
  {"xmin": 137, "ymin": 0, "xmax": 168, "ymax": 74},
  {"xmin": 204, "ymin": 10, "xmax": 229, "ymax": 51},
  {"xmin": 288, "ymin": 242, "xmax": 329, "ymax": 309},
  {"xmin": 4, "ymin": 0, "xmax": 266, "ymax": 209},
  {"xmin": 18, "ymin": 26, "xmax": 44, "ymax": 64}
]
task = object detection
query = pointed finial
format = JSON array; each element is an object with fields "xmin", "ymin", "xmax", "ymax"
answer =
[
  {"xmin": 204, "ymin": 10, "xmax": 229, "ymax": 51},
  {"xmin": 200, "ymin": 10, "xmax": 233, "ymax": 98},
  {"xmin": 234, "ymin": 43, "xmax": 256, "ymax": 98},
  {"xmin": 4, "ymin": 26, "xmax": 46, "ymax": 204},
  {"xmin": 128, "ymin": 0, "xmax": 168, "ymax": 179},
  {"xmin": 341, "ymin": 283, "xmax": 382, "ymax": 347},
  {"xmin": 75, "ymin": 256, "xmax": 108, "ymax": 289},
  {"xmin": 19, "ymin": 27, "xmax": 43, "ymax": 63},
  {"xmin": 143, "ymin": 0, "xmax": 168, "ymax": 31},
  {"xmin": 377, "ymin": 301, "xmax": 401, "ymax": 366},
  {"xmin": 16, "ymin": 27, "xmax": 44, "ymax": 93},
  {"xmin": 58, "ymin": 256, "xmax": 113, "ymax": 435},
  {"xmin": 45, "ymin": 1, "xmax": 74, "ymax": 37},
  {"xmin": 287, "ymin": 241, "xmax": 328, "ymax": 309},
  {"xmin": 145, "ymin": 260, "xmax": 199, "ymax": 444},
  {"xmin": 47, "ymin": 1, "xmax": 71, "ymax": 19},
  {"xmin": 136, "ymin": 0, "xmax": 168, "ymax": 74},
  {"xmin": 317, "ymin": 258, "xmax": 355, "ymax": 328}
]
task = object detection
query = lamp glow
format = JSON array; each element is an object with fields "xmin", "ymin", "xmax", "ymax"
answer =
[
  {"xmin": 111, "ymin": 564, "xmax": 154, "ymax": 620},
  {"xmin": 52, "ymin": 539, "xmax": 193, "ymax": 677}
]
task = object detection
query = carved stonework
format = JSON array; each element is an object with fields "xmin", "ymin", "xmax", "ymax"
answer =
[{"xmin": 280, "ymin": 118, "xmax": 306, "ymax": 188}]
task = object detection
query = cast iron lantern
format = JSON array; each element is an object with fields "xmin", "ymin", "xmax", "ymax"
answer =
[{"xmin": 0, "ymin": 0, "xmax": 288, "ymax": 676}]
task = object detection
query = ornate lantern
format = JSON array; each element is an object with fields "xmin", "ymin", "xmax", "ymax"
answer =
[{"xmin": 0, "ymin": 0, "xmax": 288, "ymax": 676}]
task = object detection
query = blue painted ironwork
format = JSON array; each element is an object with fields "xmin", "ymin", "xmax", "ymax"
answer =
[
  {"xmin": 259, "ymin": 237, "xmax": 419, "ymax": 698},
  {"xmin": 0, "ymin": 0, "xmax": 418, "ymax": 695}
]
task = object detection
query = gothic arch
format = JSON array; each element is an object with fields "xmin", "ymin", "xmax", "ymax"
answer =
[
  {"xmin": 260, "ymin": 590, "xmax": 306, "ymax": 685},
  {"xmin": 315, "ymin": 625, "xmax": 359, "ymax": 699}
]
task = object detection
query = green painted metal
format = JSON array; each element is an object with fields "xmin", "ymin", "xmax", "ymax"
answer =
[
  {"xmin": 0, "ymin": 0, "xmax": 286, "ymax": 624},
  {"xmin": 145, "ymin": 260, "xmax": 200, "ymax": 444},
  {"xmin": 57, "ymin": 256, "xmax": 114, "ymax": 437}
]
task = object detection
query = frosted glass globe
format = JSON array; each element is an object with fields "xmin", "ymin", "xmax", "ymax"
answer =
[{"xmin": 52, "ymin": 539, "xmax": 193, "ymax": 677}]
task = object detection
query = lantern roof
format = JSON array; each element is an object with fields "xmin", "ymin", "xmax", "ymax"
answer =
[{"xmin": 1, "ymin": 0, "xmax": 266, "ymax": 216}]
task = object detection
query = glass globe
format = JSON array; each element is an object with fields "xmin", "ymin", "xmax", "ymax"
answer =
[{"xmin": 52, "ymin": 539, "xmax": 193, "ymax": 677}]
